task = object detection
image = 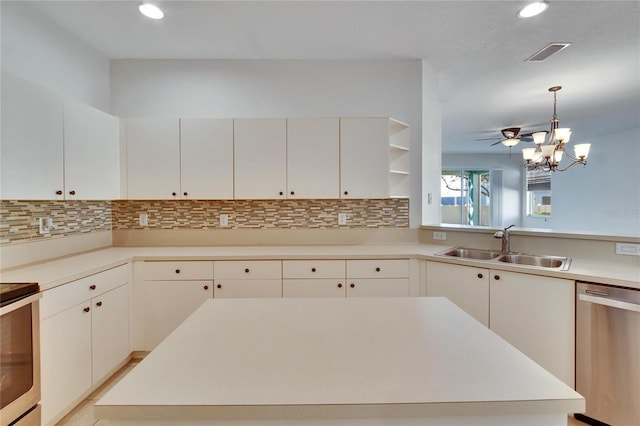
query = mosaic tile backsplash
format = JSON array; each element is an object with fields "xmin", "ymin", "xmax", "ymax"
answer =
[{"xmin": 1, "ymin": 199, "xmax": 409, "ymax": 244}]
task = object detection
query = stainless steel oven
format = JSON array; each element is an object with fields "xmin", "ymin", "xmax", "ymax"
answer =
[{"xmin": 0, "ymin": 283, "xmax": 41, "ymax": 426}]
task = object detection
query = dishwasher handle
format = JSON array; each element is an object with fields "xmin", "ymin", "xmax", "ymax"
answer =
[{"xmin": 579, "ymin": 293, "xmax": 640, "ymax": 313}]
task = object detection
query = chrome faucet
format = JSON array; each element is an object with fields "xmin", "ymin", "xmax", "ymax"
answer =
[{"xmin": 494, "ymin": 224, "xmax": 515, "ymax": 253}]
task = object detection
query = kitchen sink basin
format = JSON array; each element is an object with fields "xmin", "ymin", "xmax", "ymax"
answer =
[
  {"xmin": 437, "ymin": 248, "xmax": 501, "ymax": 260},
  {"xmin": 495, "ymin": 253, "xmax": 570, "ymax": 270}
]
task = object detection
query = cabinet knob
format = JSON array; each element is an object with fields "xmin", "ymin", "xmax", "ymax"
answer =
[
  {"xmin": 375, "ymin": 267, "xmax": 381, "ymax": 272},
  {"xmin": 290, "ymin": 191, "xmax": 295, "ymax": 195},
  {"xmin": 172, "ymin": 192, "xmax": 177, "ymax": 196},
  {"xmin": 311, "ymin": 267, "xmax": 316, "ymax": 272},
  {"xmin": 494, "ymin": 275, "xmax": 500, "ymax": 281},
  {"xmin": 183, "ymin": 192, "xmax": 188, "ymax": 196},
  {"xmin": 344, "ymin": 191, "xmax": 349, "ymax": 196},
  {"xmin": 175, "ymin": 269, "xmax": 181, "ymax": 274},
  {"xmin": 337, "ymin": 283, "xmax": 343, "ymax": 288},
  {"xmin": 244, "ymin": 268, "xmax": 250, "ymax": 273},
  {"xmin": 217, "ymin": 284, "xmax": 222, "ymax": 289},
  {"xmin": 83, "ymin": 306, "xmax": 91, "ymax": 313},
  {"xmin": 477, "ymin": 273, "xmax": 483, "ymax": 279},
  {"xmin": 96, "ymin": 301, "xmax": 103, "ymax": 307},
  {"xmin": 69, "ymin": 190, "xmax": 76, "ymax": 195},
  {"xmin": 89, "ymin": 284, "xmax": 96, "ymax": 290},
  {"xmin": 56, "ymin": 190, "xmax": 63, "ymax": 195},
  {"xmin": 350, "ymin": 283, "xmax": 355, "ymax": 288},
  {"xmin": 204, "ymin": 285, "xmax": 209, "ymax": 290}
]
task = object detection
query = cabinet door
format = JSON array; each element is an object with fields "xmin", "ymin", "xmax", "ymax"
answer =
[
  {"xmin": 346, "ymin": 279, "xmax": 409, "ymax": 297},
  {"xmin": 426, "ymin": 262, "xmax": 489, "ymax": 326},
  {"xmin": 92, "ymin": 284, "xmax": 130, "ymax": 384},
  {"xmin": 143, "ymin": 281, "xmax": 213, "ymax": 350},
  {"xmin": 234, "ymin": 118, "xmax": 287, "ymax": 199},
  {"xmin": 1, "ymin": 71, "xmax": 64, "ymax": 200},
  {"xmin": 180, "ymin": 118, "xmax": 233, "ymax": 199},
  {"xmin": 283, "ymin": 279, "xmax": 346, "ymax": 298},
  {"xmin": 490, "ymin": 271, "xmax": 575, "ymax": 386},
  {"xmin": 340, "ymin": 118, "xmax": 389, "ymax": 198},
  {"xmin": 64, "ymin": 99, "xmax": 120, "ymax": 200},
  {"xmin": 214, "ymin": 280, "xmax": 282, "ymax": 298},
  {"xmin": 286, "ymin": 118, "xmax": 339, "ymax": 198},
  {"xmin": 126, "ymin": 118, "xmax": 180, "ymax": 199},
  {"xmin": 40, "ymin": 303, "xmax": 92, "ymax": 425}
]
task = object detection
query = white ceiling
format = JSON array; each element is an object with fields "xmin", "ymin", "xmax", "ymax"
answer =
[{"xmin": 26, "ymin": 1, "xmax": 640, "ymax": 153}]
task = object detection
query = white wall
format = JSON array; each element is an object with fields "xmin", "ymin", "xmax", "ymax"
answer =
[
  {"xmin": 111, "ymin": 59, "xmax": 425, "ymax": 226},
  {"xmin": 421, "ymin": 60, "xmax": 442, "ymax": 226},
  {"xmin": 0, "ymin": 1, "xmax": 111, "ymax": 111},
  {"xmin": 442, "ymin": 153, "xmax": 522, "ymax": 227}
]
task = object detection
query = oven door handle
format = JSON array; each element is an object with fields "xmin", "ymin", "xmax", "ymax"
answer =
[
  {"xmin": 0, "ymin": 293, "xmax": 42, "ymax": 316},
  {"xmin": 579, "ymin": 293, "xmax": 640, "ymax": 313}
]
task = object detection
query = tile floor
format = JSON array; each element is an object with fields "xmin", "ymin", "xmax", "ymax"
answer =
[
  {"xmin": 56, "ymin": 357, "xmax": 588, "ymax": 426},
  {"xmin": 56, "ymin": 358, "xmax": 141, "ymax": 426}
]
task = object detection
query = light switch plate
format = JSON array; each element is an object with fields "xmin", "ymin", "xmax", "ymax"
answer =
[
  {"xmin": 616, "ymin": 243, "xmax": 640, "ymax": 256},
  {"xmin": 433, "ymin": 231, "xmax": 446, "ymax": 241},
  {"xmin": 338, "ymin": 213, "xmax": 347, "ymax": 225},
  {"xmin": 139, "ymin": 213, "xmax": 148, "ymax": 227},
  {"xmin": 220, "ymin": 214, "xmax": 229, "ymax": 228}
]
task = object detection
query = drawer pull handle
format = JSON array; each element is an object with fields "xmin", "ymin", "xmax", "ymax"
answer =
[
  {"xmin": 311, "ymin": 267, "xmax": 316, "ymax": 272},
  {"xmin": 96, "ymin": 301, "xmax": 103, "ymax": 307},
  {"xmin": 83, "ymin": 307, "xmax": 91, "ymax": 313},
  {"xmin": 172, "ymin": 192, "xmax": 177, "ymax": 196},
  {"xmin": 89, "ymin": 284, "xmax": 97, "ymax": 290},
  {"xmin": 290, "ymin": 191, "xmax": 295, "ymax": 195},
  {"xmin": 69, "ymin": 190, "xmax": 76, "ymax": 195},
  {"xmin": 56, "ymin": 190, "xmax": 63, "ymax": 195},
  {"xmin": 344, "ymin": 191, "xmax": 349, "ymax": 196},
  {"xmin": 494, "ymin": 275, "xmax": 500, "ymax": 281},
  {"xmin": 337, "ymin": 283, "xmax": 343, "ymax": 288},
  {"xmin": 245, "ymin": 268, "xmax": 250, "ymax": 273},
  {"xmin": 350, "ymin": 283, "xmax": 355, "ymax": 288},
  {"xmin": 279, "ymin": 191, "xmax": 284, "ymax": 196},
  {"xmin": 175, "ymin": 269, "xmax": 181, "ymax": 274},
  {"xmin": 375, "ymin": 267, "xmax": 381, "ymax": 272},
  {"xmin": 217, "ymin": 284, "xmax": 222, "ymax": 289},
  {"xmin": 183, "ymin": 192, "xmax": 188, "ymax": 196},
  {"xmin": 204, "ymin": 285, "xmax": 209, "ymax": 290},
  {"xmin": 477, "ymin": 273, "xmax": 483, "ymax": 279}
]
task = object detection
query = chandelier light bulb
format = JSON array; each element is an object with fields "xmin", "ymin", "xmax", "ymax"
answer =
[
  {"xmin": 541, "ymin": 145, "xmax": 555, "ymax": 159},
  {"xmin": 555, "ymin": 128, "xmax": 571, "ymax": 144},
  {"xmin": 574, "ymin": 143, "xmax": 591, "ymax": 159},
  {"xmin": 532, "ymin": 132, "xmax": 547, "ymax": 145},
  {"xmin": 522, "ymin": 147, "xmax": 536, "ymax": 161}
]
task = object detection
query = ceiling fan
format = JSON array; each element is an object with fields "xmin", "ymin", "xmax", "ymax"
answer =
[{"xmin": 476, "ymin": 127, "xmax": 547, "ymax": 147}]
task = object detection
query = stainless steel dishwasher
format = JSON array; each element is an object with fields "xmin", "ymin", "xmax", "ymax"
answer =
[{"xmin": 575, "ymin": 282, "xmax": 640, "ymax": 426}]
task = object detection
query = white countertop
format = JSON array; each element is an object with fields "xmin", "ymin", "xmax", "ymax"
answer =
[
  {"xmin": 1, "ymin": 243, "xmax": 638, "ymax": 291},
  {"xmin": 95, "ymin": 297, "xmax": 584, "ymax": 423}
]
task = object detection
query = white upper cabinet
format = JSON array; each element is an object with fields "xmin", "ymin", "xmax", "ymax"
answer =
[
  {"xmin": 126, "ymin": 118, "xmax": 181, "ymax": 199},
  {"xmin": 286, "ymin": 118, "xmax": 340, "ymax": 199},
  {"xmin": 340, "ymin": 118, "xmax": 391, "ymax": 199},
  {"xmin": 1, "ymin": 72, "xmax": 121, "ymax": 200},
  {"xmin": 1, "ymin": 71, "xmax": 64, "ymax": 200},
  {"xmin": 180, "ymin": 118, "xmax": 234, "ymax": 199},
  {"xmin": 64, "ymin": 99, "xmax": 120, "ymax": 200},
  {"xmin": 234, "ymin": 118, "xmax": 287, "ymax": 199}
]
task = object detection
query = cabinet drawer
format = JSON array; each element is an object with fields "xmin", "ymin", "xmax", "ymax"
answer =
[
  {"xmin": 214, "ymin": 261, "xmax": 282, "ymax": 279},
  {"xmin": 214, "ymin": 279, "xmax": 282, "ymax": 298},
  {"xmin": 142, "ymin": 261, "xmax": 213, "ymax": 280},
  {"xmin": 40, "ymin": 265, "xmax": 128, "ymax": 320},
  {"xmin": 346, "ymin": 259, "xmax": 409, "ymax": 278},
  {"xmin": 346, "ymin": 278, "xmax": 409, "ymax": 297},
  {"xmin": 282, "ymin": 260, "xmax": 345, "ymax": 279},
  {"xmin": 283, "ymin": 279, "xmax": 346, "ymax": 298}
]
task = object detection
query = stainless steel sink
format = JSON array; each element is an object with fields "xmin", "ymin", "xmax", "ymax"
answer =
[
  {"xmin": 437, "ymin": 248, "xmax": 501, "ymax": 260},
  {"xmin": 495, "ymin": 253, "xmax": 571, "ymax": 270}
]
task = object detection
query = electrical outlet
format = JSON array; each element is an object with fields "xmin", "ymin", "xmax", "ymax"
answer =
[
  {"xmin": 220, "ymin": 214, "xmax": 229, "ymax": 228},
  {"xmin": 338, "ymin": 213, "xmax": 347, "ymax": 225},
  {"xmin": 38, "ymin": 217, "xmax": 52, "ymax": 234},
  {"xmin": 433, "ymin": 231, "xmax": 447, "ymax": 241},
  {"xmin": 427, "ymin": 193, "xmax": 433, "ymax": 205},
  {"xmin": 139, "ymin": 213, "xmax": 148, "ymax": 227},
  {"xmin": 616, "ymin": 243, "xmax": 640, "ymax": 256}
]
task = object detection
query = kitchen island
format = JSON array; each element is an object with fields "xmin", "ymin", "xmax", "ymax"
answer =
[{"xmin": 95, "ymin": 297, "xmax": 584, "ymax": 425}]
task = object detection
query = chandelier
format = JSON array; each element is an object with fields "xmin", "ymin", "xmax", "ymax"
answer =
[{"xmin": 521, "ymin": 86, "xmax": 591, "ymax": 172}]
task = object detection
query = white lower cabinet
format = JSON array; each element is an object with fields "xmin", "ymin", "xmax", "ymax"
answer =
[
  {"xmin": 214, "ymin": 260, "xmax": 282, "ymax": 298},
  {"xmin": 40, "ymin": 265, "xmax": 129, "ymax": 426},
  {"xmin": 283, "ymin": 260, "xmax": 346, "ymax": 297},
  {"xmin": 426, "ymin": 261, "xmax": 574, "ymax": 387},
  {"xmin": 346, "ymin": 259, "xmax": 410, "ymax": 297},
  {"xmin": 426, "ymin": 261, "xmax": 489, "ymax": 326}
]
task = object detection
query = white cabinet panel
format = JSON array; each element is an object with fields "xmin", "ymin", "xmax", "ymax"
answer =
[
  {"xmin": 286, "ymin": 118, "xmax": 339, "ymax": 198},
  {"xmin": 1, "ymin": 71, "xmax": 64, "ymax": 200},
  {"xmin": 346, "ymin": 279, "xmax": 409, "ymax": 297},
  {"xmin": 346, "ymin": 259, "xmax": 410, "ymax": 278},
  {"xmin": 91, "ymin": 284, "xmax": 130, "ymax": 384},
  {"xmin": 282, "ymin": 260, "xmax": 345, "ymax": 279},
  {"xmin": 340, "ymin": 118, "xmax": 389, "ymax": 199},
  {"xmin": 63, "ymin": 99, "xmax": 120, "ymax": 200},
  {"xmin": 141, "ymin": 261, "xmax": 214, "ymax": 281},
  {"xmin": 180, "ymin": 118, "xmax": 233, "ymax": 199},
  {"xmin": 426, "ymin": 261, "xmax": 489, "ymax": 327},
  {"xmin": 214, "ymin": 279, "xmax": 282, "ymax": 298},
  {"xmin": 214, "ymin": 260, "xmax": 282, "ymax": 279},
  {"xmin": 283, "ymin": 279, "xmax": 346, "ymax": 298},
  {"xmin": 126, "ymin": 118, "xmax": 181, "ymax": 199},
  {"xmin": 234, "ymin": 118, "xmax": 287, "ymax": 199}
]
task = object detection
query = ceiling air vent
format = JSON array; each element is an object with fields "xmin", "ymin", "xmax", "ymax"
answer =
[{"xmin": 526, "ymin": 42, "xmax": 572, "ymax": 62}]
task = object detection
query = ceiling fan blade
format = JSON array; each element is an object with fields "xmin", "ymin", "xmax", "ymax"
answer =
[
  {"xmin": 475, "ymin": 137, "xmax": 500, "ymax": 141},
  {"xmin": 490, "ymin": 140, "xmax": 503, "ymax": 146}
]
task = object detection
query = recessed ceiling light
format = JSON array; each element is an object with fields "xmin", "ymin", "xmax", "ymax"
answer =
[
  {"xmin": 518, "ymin": 1, "xmax": 549, "ymax": 18},
  {"xmin": 139, "ymin": 3, "xmax": 164, "ymax": 20}
]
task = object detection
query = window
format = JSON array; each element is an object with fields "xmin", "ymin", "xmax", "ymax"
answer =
[
  {"xmin": 441, "ymin": 170, "xmax": 495, "ymax": 226},
  {"xmin": 526, "ymin": 168, "xmax": 551, "ymax": 216}
]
